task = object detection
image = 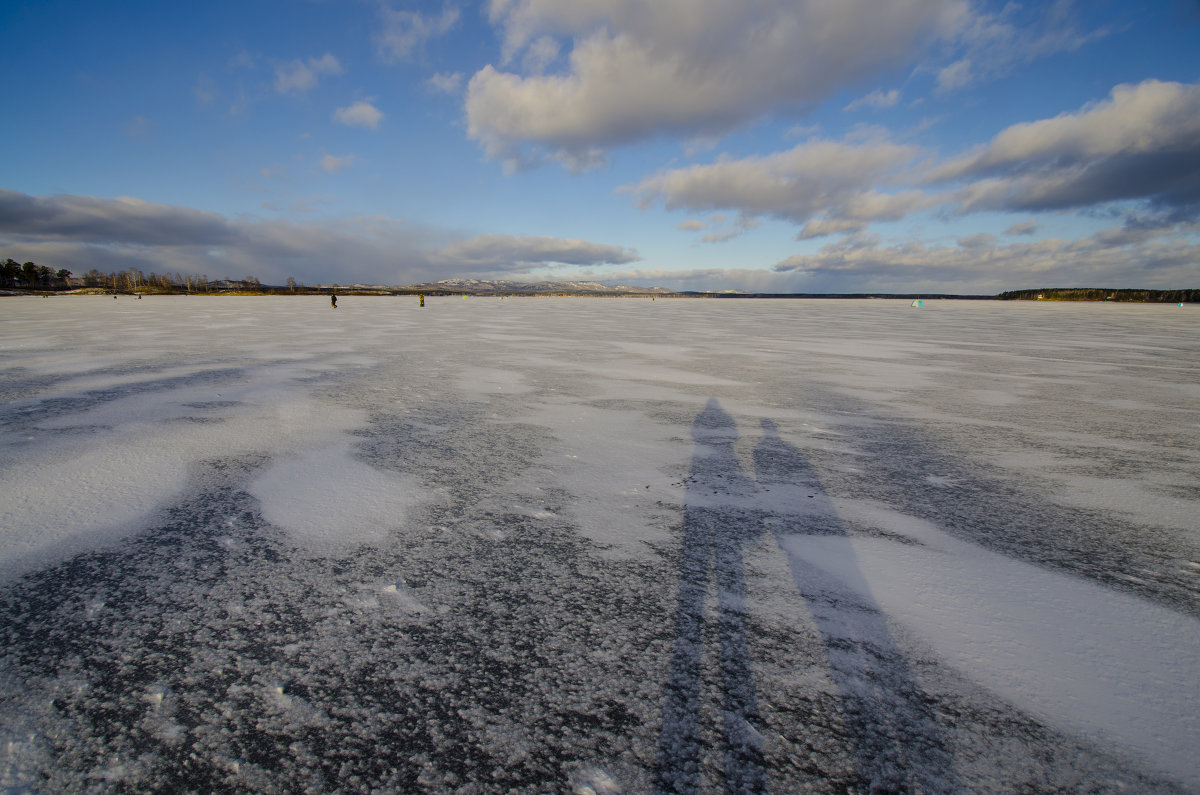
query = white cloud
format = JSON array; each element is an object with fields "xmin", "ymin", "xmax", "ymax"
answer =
[
  {"xmin": 275, "ymin": 53, "xmax": 343, "ymax": 95},
  {"xmin": 377, "ymin": 3, "xmax": 460, "ymax": 62},
  {"xmin": 334, "ymin": 100, "xmax": 384, "ymax": 130},
  {"xmin": 932, "ymin": 80, "xmax": 1200, "ymax": 217},
  {"xmin": 845, "ymin": 89, "xmax": 900, "ymax": 111},
  {"xmin": 467, "ymin": 0, "xmax": 967, "ymax": 167},
  {"xmin": 427, "ymin": 72, "xmax": 463, "ymax": 94},
  {"xmin": 633, "ymin": 78, "xmax": 1200, "ymax": 249},
  {"xmin": 521, "ymin": 35, "xmax": 560, "ymax": 74},
  {"xmin": 320, "ymin": 154, "xmax": 356, "ymax": 173},
  {"xmin": 701, "ymin": 221, "xmax": 759, "ymax": 244},
  {"xmin": 935, "ymin": 0, "xmax": 1106, "ymax": 94},
  {"xmin": 677, "ymin": 214, "xmax": 762, "ymax": 244},
  {"xmin": 309, "ymin": 54, "xmax": 341, "ymax": 74},
  {"xmin": 633, "ymin": 137, "xmax": 935, "ymax": 232},
  {"xmin": 936, "ymin": 59, "xmax": 973, "ymax": 93}
]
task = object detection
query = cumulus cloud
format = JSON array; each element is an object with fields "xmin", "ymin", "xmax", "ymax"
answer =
[
  {"xmin": 634, "ymin": 78, "xmax": 1200, "ymax": 248},
  {"xmin": 275, "ymin": 53, "xmax": 343, "ymax": 95},
  {"xmin": 0, "ymin": 189, "xmax": 638, "ymax": 286},
  {"xmin": 633, "ymin": 137, "xmax": 936, "ymax": 233},
  {"xmin": 466, "ymin": 0, "xmax": 967, "ymax": 167},
  {"xmin": 521, "ymin": 35, "xmax": 560, "ymax": 74},
  {"xmin": 334, "ymin": 100, "xmax": 384, "ymax": 129},
  {"xmin": 932, "ymin": 80, "xmax": 1200, "ymax": 218},
  {"xmin": 377, "ymin": 3, "xmax": 460, "ymax": 62}
]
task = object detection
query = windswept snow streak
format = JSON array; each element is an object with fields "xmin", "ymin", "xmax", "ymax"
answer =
[{"xmin": 776, "ymin": 503, "xmax": 1200, "ymax": 789}]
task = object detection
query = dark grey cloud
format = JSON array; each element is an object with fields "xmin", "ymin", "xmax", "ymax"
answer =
[
  {"xmin": 0, "ymin": 189, "xmax": 236, "ymax": 247},
  {"xmin": 933, "ymin": 80, "xmax": 1200, "ymax": 219},
  {"xmin": 770, "ymin": 227, "xmax": 1200, "ymax": 293},
  {"xmin": 433, "ymin": 234, "xmax": 639, "ymax": 272},
  {"xmin": 1005, "ymin": 220, "xmax": 1038, "ymax": 236},
  {"xmin": 0, "ymin": 189, "xmax": 639, "ymax": 285}
]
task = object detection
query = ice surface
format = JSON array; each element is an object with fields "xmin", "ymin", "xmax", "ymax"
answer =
[{"xmin": 1, "ymin": 295, "xmax": 1198, "ymax": 792}]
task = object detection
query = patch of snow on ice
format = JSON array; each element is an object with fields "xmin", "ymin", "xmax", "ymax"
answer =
[
  {"xmin": 0, "ymin": 441, "xmax": 189, "ymax": 580},
  {"xmin": 518, "ymin": 399, "xmax": 688, "ymax": 557},
  {"xmin": 249, "ymin": 437, "xmax": 423, "ymax": 550},
  {"xmin": 779, "ymin": 500, "xmax": 1200, "ymax": 789}
]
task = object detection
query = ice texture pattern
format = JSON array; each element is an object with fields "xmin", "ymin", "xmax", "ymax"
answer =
[{"xmin": 1, "ymin": 295, "xmax": 1198, "ymax": 792}]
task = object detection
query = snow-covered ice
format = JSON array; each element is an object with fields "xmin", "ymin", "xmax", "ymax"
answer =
[{"xmin": 1, "ymin": 295, "xmax": 1198, "ymax": 792}]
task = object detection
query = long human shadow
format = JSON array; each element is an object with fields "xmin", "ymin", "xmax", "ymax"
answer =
[
  {"xmin": 754, "ymin": 418, "xmax": 957, "ymax": 793},
  {"xmin": 656, "ymin": 399, "xmax": 767, "ymax": 793}
]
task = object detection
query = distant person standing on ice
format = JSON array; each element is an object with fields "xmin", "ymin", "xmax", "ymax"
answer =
[{"xmin": 331, "ymin": 294, "xmax": 337, "ymax": 309}]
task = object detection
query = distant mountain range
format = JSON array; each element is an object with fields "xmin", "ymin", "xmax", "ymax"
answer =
[
  {"xmin": 402, "ymin": 278, "xmax": 677, "ymax": 295},
  {"xmin": 391, "ymin": 280, "xmax": 986, "ymax": 299}
]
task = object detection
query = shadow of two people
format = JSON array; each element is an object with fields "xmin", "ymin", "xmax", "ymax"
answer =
[{"xmin": 655, "ymin": 398, "xmax": 954, "ymax": 794}]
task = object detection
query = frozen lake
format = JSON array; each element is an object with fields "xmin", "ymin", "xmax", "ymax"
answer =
[{"xmin": 1, "ymin": 295, "xmax": 1198, "ymax": 792}]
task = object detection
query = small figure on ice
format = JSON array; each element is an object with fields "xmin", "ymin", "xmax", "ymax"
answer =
[{"xmin": 331, "ymin": 294, "xmax": 338, "ymax": 309}]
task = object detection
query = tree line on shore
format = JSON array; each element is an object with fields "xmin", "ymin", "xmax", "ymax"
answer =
[
  {"xmin": 2, "ymin": 260, "xmax": 311, "ymax": 294},
  {"xmin": 997, "ymin": 288, "xmax": 1199, "ymax": 303},
  {"xmin": 2, "ymin": 258, "xmax": 73, "ymax": 289}
]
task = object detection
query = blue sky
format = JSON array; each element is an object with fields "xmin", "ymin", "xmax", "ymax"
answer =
[{"xmin": 2, "ymin": 0, "xmax": 1198, "ymax": 292}]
